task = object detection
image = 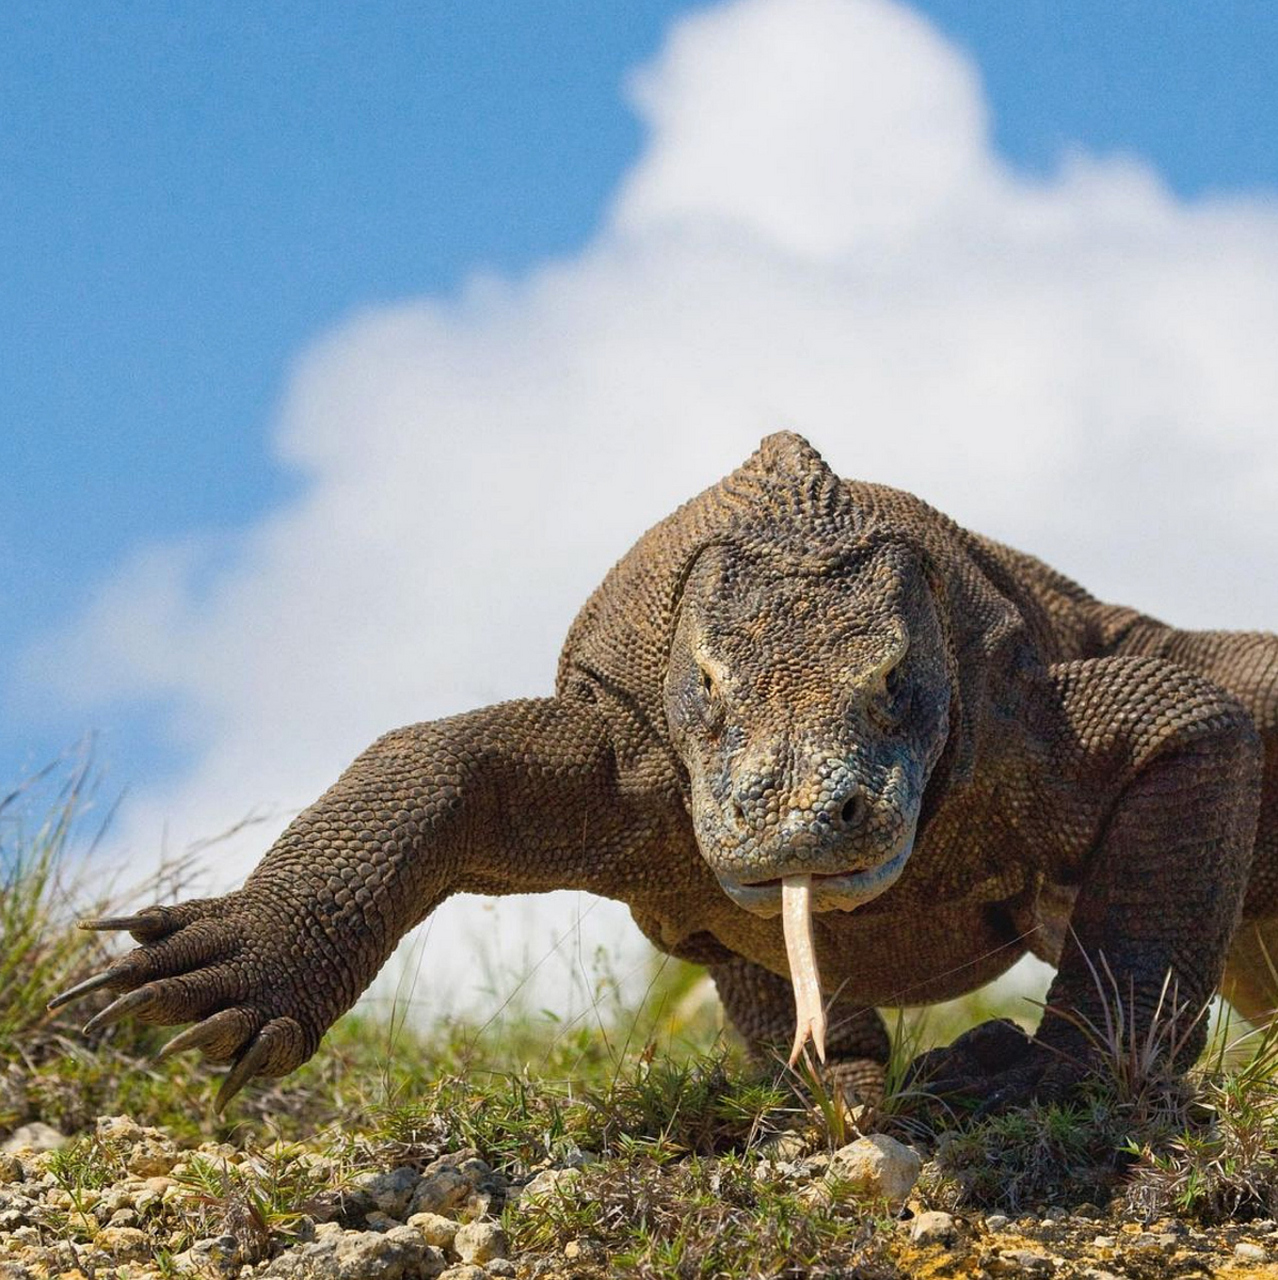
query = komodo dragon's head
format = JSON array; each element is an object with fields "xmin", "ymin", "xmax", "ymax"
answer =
[{"xmin": 661, "ymin": 434, "xmax": 953, "ymax": 1060}]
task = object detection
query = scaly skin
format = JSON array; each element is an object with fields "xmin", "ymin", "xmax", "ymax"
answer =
[{"xmin": 52, "ymin": 433, "xmax": 1277, "ymax": 1111}]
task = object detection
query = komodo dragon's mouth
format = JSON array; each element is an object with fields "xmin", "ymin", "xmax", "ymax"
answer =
[{"xmin": 716, "ymin": 842, "xmax": 914, "ymax": 1067}]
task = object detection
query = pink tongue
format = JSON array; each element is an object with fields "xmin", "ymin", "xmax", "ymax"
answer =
[{"xmin": 781, "ymin": 875, "xmax": 827, "ymax": 1066}]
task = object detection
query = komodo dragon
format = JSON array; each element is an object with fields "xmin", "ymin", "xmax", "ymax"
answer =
[{"xmin": 52, "ymin": 433, "xmax": 1278, "ymax": 1112}]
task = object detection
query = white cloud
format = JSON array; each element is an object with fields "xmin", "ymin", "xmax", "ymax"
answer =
[{"xmin": 29, "ymin": 0, "xmax": 1278, "ymax": 1022}]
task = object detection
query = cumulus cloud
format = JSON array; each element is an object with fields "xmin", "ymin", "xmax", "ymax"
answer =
[{"xmin": 29, "ymin": 0, "xmax": 1278, "ymax": 1021}]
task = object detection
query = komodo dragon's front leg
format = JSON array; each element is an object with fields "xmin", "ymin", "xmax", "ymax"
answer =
[
  {"xmin": 912, "ymin": 656, "xmax": 1264, "ymax": 1111},
  {"xmin": 710, "ymin": 955, "xmax": 891, "ymax": 1103},
  {"xmin": 50, "ymin": 698, "xmax": 665, "ymax": 1108}
]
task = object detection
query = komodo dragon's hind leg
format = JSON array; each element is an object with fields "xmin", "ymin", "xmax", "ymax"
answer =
[
  {"xmin": 709, "ymin": 956, "xmax": 890, "ymax": 1104},
  {"xmin": 1105, "ymin": 624, "xmax": 1278, "ymax": 1029}
]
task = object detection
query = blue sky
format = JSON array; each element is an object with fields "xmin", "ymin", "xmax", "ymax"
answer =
[{"xmin": 4, "ymin": 0, "xmax": 1278, "ymax": 809}]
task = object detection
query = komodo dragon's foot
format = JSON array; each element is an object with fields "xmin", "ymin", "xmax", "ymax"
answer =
[
  {"xmin": 904, "ymin": 1019, "xmax": 1085, "ymax": 1117},
  {"xmin": 48, "ymin": 894, "xmax": 327, "ymax": 1110},
  {"xmin": 822, "ymin": 1058, "xmax": 887, "ymax": 1109}
]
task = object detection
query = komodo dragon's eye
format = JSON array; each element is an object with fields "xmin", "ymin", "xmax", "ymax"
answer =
[
  {"xmin": 870, "ymin": 659, "xmax": 910, "ymax": 730},
  {"xmin": 697, "ymin": 666, "xmax": 725, "ymax": 734},
  {"xmin": 885, "ymin": 664, "xmax": 905, "ymax": 700}
]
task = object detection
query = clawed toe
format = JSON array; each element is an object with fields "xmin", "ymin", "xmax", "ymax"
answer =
[
  {"xmin": 47, "ymin": 968, "xmax": 127, "ymax": 1012},
  {"xmin": 77, "ymin": 906, "xmax": 186, "ymax": 943},
  {"xmin": 215, "ymin": 1017, "xmax": 308, "ymax": 1112},
  {"xmin": 156, "ymin": 1007, "xmax": 258, "ymax": 1064},
  {"xmin": 82, "ymin": 987, "xmax": 157, "ymax": 1035}
]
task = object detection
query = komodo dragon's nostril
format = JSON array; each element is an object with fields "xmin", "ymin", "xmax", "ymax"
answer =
[{"xmin": 838, "ymin": 788, "xmax": 867, "ymax": 831}]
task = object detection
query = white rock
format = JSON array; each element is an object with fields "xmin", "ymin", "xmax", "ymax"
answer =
[
  {"xmin": 355, "ymin": 1165, "xmax": 422, "ymax": 1220},
  {"xmin": 825, "ymin": 1135, "xmax": 921, "ymax": 1207},
  {"xmin": 514, "ymin": 1167, "xmax": 581, "ymax": 1204},
  {"xmin": 407, "ymin": 1211, "xmax": 459, "ymax": 1249},
  {"xmin": 453, "ymin": 1221, "xmax": 509, "ymax": 1264},
  {"xmin": 2, "ymin": 1124, "xmax": 65, "ymax": 1155},
  {"xmin": 1235, "ymin": 1242, "xmax": 1267, "ymax": 1262},
  {"xmin": 909, "ymin": 1210, "xmax": 956, "ymax": 1244},
  {"xmin": 408, "ymin": 1169, "xmax": 470, "ymax": 1217},
  {"xmin": 264, "ymin": 1226, "xmax": 444, "ymax": 1279}
]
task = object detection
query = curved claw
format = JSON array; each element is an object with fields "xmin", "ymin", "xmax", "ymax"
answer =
[
  {"xmin": 78, "ymin": 908, "xmax": 175, "ymax": 942},
  {"xmin": 213, "ymin": 1017, "xmax": 309, "ymax": 1112},
  {"xmin": 83, "ymin": 987, "xmax": 156, "ymax": 1036},
  {"xmin": 48, "ymin": 968, "xmax": 125, "ymax": 1012},
  {"xmin": 215, "ymin": 1033, "xmax": 273, "ymax": 1113}
]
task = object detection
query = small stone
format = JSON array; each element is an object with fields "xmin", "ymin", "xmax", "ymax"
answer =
[
  {"xmin": 438, "ymin": 1267, "xmax": 486, "ymax": 1280},
  {"xmin": 455, "ymin": 1158, "xmax": 492, "ymax": 1188},
  {"xmin": 757, "ymin": 1132, "xmax": 808, "ymax": 1162},
  {"xmin": 172, "ymin": 1234, "xmax": 241, "ymax": 1278},
  {"xmin": 1091, "ymin": 1235, "xmax": 1116, "ymax": 1249},
  {"xmin": 0, "ymin": 1153, "xmax": 23, "ymax": 1183},
  {"xmin": 910, "ymin": 1211, "xmax": 956, "ymax": 1245},
  {"xmin": 355, "ymin": 1166, "xmax": 421, "ymax": 1220},
  {"xmin": 407, "ymin": 1212, "xmax": 459, "ymax": 1250},
  {"xmin": 263, "ymin": 1226, "xmax": 444, "ymax": 1280},
  {"xmin": 486, "ymin": 1260, "xmax": 517, "ymax": 1278},
  {"xmin": 990, "ymin": 1249, "xmax": 1054, "ymax": 1277},
  {"xmin": 1, "ymin": 1124, "xmax": 65, "ymax": 1155},
  {"xmin": 91, "ymin": 1227, "xmax": 150, "ymax": 1262},
  {"xmin": 95, "ymin": 1115, "xmax": 146, "ymax": 1143},
  {"xmin": 453, "ymin": 1221, "xmax": 508, "ymax": 1265},
  {"xmin": 1235, "ymin": 1242, "xmax": 1267, "ymax": 1262},
  {"xmin": 564, "ymin": 1238, "xmax": 607, "ymax": 1263},
  {"xmin": 984, "ymin": 1213, "xmax": 1010, "ymax": 1232},
  {"xmin": 1080, "ymin": 1270, "xmax": 1122, "ymax": 1280},
  {"xmin": 364, "ymin": 1210, "xmax": 403, "ymax": 1232},
  {"xmin": 825, "ymin": 1135, "xmax": 921, "ymax": 1208},
  {"xmin": 409, "ymin": 1170, "xmax": 470, "ymax": 1218},
  {"xmin": 514, "ymin": 1167, "xmax": 581, "ymax": 1204}
]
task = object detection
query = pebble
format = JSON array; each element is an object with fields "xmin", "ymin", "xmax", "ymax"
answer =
[
  {"xmin": 515, "ymin": 1166, "xmax": 582, "ymax": 1203},
  {"xmin": 825, "ymin": 1135, "xmax": 922, "ymax": 1208},
  {"xmin": 564, "ymin": 1238, "xmax": 608, "ymax": 1263},
  {"xmin": 1, "ymin": 1124, "xmax": 65, "ymax": 1155},
  {"xmin": 453, "ymin": 1221, "xmax": 509, "ymax": 1264},
  {"xmin": 984, "ymin": 1213, "xmax": 1010, "ymax": 1231},
  {"xmin": 356, "ymin": 1165, "xmax": 421, "ymax": 1220},
  {"xmin": 1235, "ymin": 1241, "xmax": 1268, "ymax": 1262},
  {"xmin": 264, "ymin": 1225, "xmax": 445, "ymax": 1280},
  {"xmin": 89, "ymin": 1226, "xmax": 150, "ymax": 1262},
  {"xmin": 909, "ymin": 1210, "xmax": 956, "ymax": 1245},
  {"xmin": 991, "ymin": 1248, "xmax": 1055, "ymax": 1276},
  {"xmin": 407, "ymin": 1210, "xmax": 459, "ymax": 1249}
]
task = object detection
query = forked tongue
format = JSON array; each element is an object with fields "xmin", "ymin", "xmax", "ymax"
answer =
[{"xmin": 781, "ymin": 874, "xmax": 826, "ymax": 1066}]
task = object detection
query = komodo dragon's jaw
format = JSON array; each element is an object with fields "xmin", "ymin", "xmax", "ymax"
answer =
[{"xmin": 715, "ymin": 832, "xmax": 916, "ymax": 918}]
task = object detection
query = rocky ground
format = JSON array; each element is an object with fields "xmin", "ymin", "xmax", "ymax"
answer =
[{"xmin": 3, "ymin": 1116, "xmax": 1278, "ymax": 1279}]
